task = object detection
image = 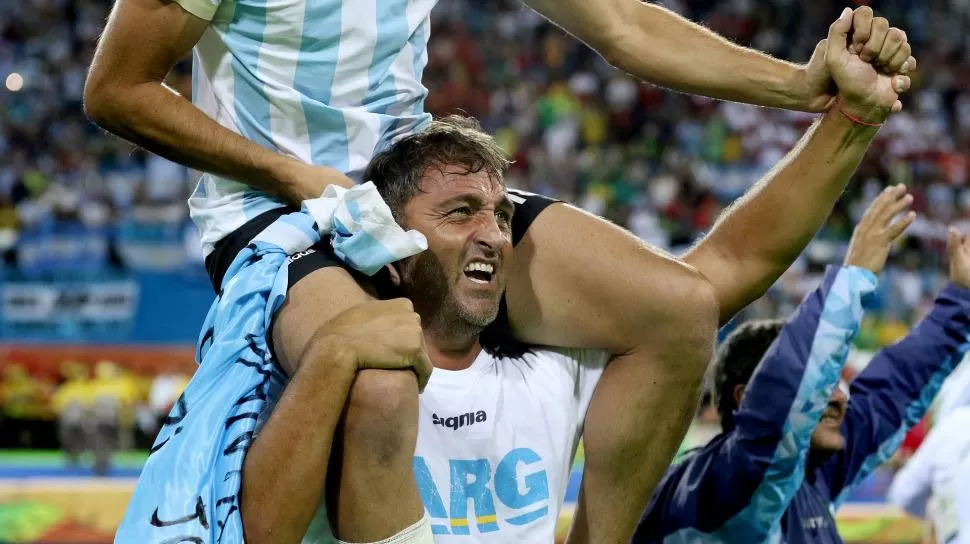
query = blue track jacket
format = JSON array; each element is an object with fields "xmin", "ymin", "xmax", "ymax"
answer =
[{"xmin": 633, "ymin": 266, "xmax": 970, "ymax": 544}]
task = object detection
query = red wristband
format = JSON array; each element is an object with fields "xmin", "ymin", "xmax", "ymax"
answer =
[{"xmin": 836, "ymin": 100, "xmax": 885, "ymax": 127}]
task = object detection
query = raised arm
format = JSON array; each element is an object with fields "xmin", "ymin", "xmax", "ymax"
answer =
[
  {"xmin": 681, "ymin": 11, "xmax": 914, "ymax": 324},
  {"xmin": 824, "ymin": 230, "xmax": 970, "ymax": 508},
  {"xmin": 83, "ymin": 0, "xmax": 351, "ymax": 205},
  {"xmin": 638, "ymin": 189, "xmax": 912, "ymax": 542},
  {"xmin": 522, "ymin": 1, "xmax": 914, "ymax": 113}
]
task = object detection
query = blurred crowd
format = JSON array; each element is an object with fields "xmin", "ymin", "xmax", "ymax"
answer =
[
  {"xmin": 0, "ymin": 358, "xmax": 189, "ymax": 473},
  {"xmin": 1, "ymin": 0, "xmax": 970, "ymax": 464},
  {"xmin": 2, "ymin": 0, "xmax": 968, "ymax": 323}
]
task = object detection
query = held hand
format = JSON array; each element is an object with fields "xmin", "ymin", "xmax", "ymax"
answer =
[
  {"xmin": 323, "ymin": 299, "xmax": 433, "ymax": 391},
  {"xmin": 826, "ymin": 8, "xmax": 913, "ymax": 124},
  {"xmin": 798, "ymin": 7, "xmax": 915, "ymax": 114},
  {"xmin": 947, "ymin": 228, "xmax": 970, "ymax": 290},
  {"xmin": 849, "ymin": 6, "xmax": 917, "ymax": 74},
  {"xmin": 275, "ymin": 158, "xmax": 357, "ymax": 205},
  {"xmin": 844, "ymin": 185, "xmax": 915, "ymax": 275}
]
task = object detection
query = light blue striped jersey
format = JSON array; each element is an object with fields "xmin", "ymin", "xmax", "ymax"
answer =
[{"xmin": 177, "ymin": 0, "xmax": 435, "ymax": 256}]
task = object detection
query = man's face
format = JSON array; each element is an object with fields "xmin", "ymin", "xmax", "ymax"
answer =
[
  {"xmin": 395, "ymin": 166, "xmax": 514, "ymax": 331},
  {"xmin": 810, "ymin": 381, "xmax": 849, "ymax": 452}
]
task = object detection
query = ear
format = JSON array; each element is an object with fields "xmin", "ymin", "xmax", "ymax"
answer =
[
  {"xmin": 733, "ymin": 384, "xmax": 746, "ymax": 408},
  {"xmin": 386, "ymin": 263, "xmax": 401, "ymax": 287}
]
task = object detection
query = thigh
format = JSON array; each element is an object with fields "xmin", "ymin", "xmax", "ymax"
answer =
[
  {"xmin": 270, "ymin": 255, "xmax": 382, "ymax": 377},
  {"xmin": 204, "ymin": 208, "xmax": 387, "ymax": 375},
  {"xmin": 506, "ymin": 202, "xmax": 713, "ymax": 354}
]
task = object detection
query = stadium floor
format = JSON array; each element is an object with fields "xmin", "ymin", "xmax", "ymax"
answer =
[
  {"xmin": 0, "ymin": 449, "xmax": 923, "ymax": 543},
  {"xmin": 0, "ymin": 450, "xmax": 145, "ymax": 479}
]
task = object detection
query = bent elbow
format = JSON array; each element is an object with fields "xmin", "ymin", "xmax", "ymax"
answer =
[{"xmin": 82, "ymin": 71, "xmax": 122, "ymax": 131}]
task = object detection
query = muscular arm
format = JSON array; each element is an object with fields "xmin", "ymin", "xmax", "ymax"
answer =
[
  {"xmin": 682, "ymin": 110, "xmax": 880, "ymax": 324},
  {"xmin": 523, "ymin": 0, "xmax": 813, "ymax": 111},
  {"xmin": 240, "ymin": 337, "xmax": 355, "ymax": 544},
  {"xmin": 83, "ymin": 0, "xmax": 340, "ymax": 204}
]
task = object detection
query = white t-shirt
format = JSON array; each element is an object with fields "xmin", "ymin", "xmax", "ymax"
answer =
[
  {"xmin": 888, "ymin": 407, "xmax": 970, "ymax": 544},
  {"xmin": 300, "ymin": 346, "xmax": 609, "ymax": 543}
]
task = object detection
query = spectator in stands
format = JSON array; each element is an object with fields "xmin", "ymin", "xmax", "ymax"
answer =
[{"xmin": 50, "ymin": 363, "xmax": 93, "ymax": 468}]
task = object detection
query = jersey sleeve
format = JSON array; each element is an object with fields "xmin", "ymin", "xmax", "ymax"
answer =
[
  {"xmin": 634, "ymin": 265, "xmax": 876, "ymax": 542},
  {"xmin": 174, "ymin": 0, "xmax": 222, "ymax": 22},
  {"xmin": 824, "ymin": 283, "xmax": 970, "ymax": 508}
]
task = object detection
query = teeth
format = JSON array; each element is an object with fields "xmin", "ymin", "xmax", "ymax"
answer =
[{"xmin": 464, "ymin": 262, "xmax": 494, "ymax": 274}]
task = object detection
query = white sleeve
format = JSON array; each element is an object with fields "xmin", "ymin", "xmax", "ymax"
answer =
[
  {"xmin": 551, "ymin": 348, "xmax": 610, "ymax": 430},
  {"xmin": 956, "ymin": 455, "xmax": 970, "ymax": 544},
  {"xmin": 174, "ymin": 0, "xmax": 222, "ymax": 21},
  {"xmin": 889, "ymin": 419, "xmax": 949, "ymax": 518}
]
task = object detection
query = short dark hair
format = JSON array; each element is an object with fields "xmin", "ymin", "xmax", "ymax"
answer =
[
  {"xmin": 363, "ymin": 115, "xmax": 512, "ymax": 224},
  {"xmin": 713, "ymin": 319, "xmax": 784, "ymax": 432}
]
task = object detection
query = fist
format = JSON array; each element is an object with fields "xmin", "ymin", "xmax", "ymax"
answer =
[
  {"xmin": 324, "ymin": 299, "xmax": 432, "ymax": 390},
  {"xmin": 800, "ymin": 7, "xmax": 915, "ymax": 114},
  {"xmin": 848, "ymin": 6, "xmax": 916, "ymax": 74},
  {"xmin": 825, "ymin": 8, "xmax": 915, "ymax": 124},
  {"xmin": 844, "ymin": 185, "xmax": 915, "ymax": 275},
  {"xmin": 948, "ymin": 228, "xmax": 970, "ymax": 290}
]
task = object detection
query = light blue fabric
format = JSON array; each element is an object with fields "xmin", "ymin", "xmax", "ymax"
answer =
[
  {"xmin": 709, "ymin": 266, "xmax": 876, "ymax": 542},
  {"xmin": 116, "ymin": 184, "xmax": 426, "ymax": 543}
]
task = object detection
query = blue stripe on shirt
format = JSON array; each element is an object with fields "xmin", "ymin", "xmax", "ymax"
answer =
[
  {"xmin": 293, "ymin": 0, "xmax": 349, "ymax": 171},
  {"xmin": 226, "ymin": 0, "xmax": 276, "ymax": 151}
]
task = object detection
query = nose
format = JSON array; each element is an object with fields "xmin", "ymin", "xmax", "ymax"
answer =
[
  {"xmin": 830, "ymin": 385, "xmax": 848, "ymax": 408},
  {"xmin": 473, "ymin": 212, "xmax": 509, "ymax": 253}
]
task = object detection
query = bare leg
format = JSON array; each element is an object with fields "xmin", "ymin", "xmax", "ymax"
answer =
[
  {"xmin": 271, "ymin": 267, "xmax": 424, "ymax": 542},
  {"xmin": 506, "ymin": 204, "xmax": 719, "ymax": 543}
]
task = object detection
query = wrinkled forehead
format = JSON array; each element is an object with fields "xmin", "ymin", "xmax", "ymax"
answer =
[{"xmin": 417, "ymin": 164, "xmax": 507, "ymax": 202}]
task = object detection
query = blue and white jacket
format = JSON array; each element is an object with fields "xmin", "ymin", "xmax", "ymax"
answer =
[{"xmin": 633, "ymin": 265, "xmax": 970, "ymax": 544}]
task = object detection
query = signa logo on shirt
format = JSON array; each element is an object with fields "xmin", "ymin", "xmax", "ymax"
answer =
[{"xmin": 432, "ymin": 410, "xmax": 487, "ymax": 430}]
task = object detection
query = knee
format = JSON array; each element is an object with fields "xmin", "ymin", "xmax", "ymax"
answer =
[
  {"xmin": 629, "ymin": 264, "xmax": 719, "ymax": 359},
  {"xmin": 343, "ymin": 369, "xmax": 419, "ymax": 465},
  {"xmin": 670, "ymin": 265, "xmax": 720, "ymax": 334}
]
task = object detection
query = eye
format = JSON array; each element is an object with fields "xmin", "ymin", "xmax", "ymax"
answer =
[
  {"xmin": 495, "ymin": 209, "xmax": 512, "ymax": 223},
  {"xmin": 450, "ymin": 206, "xmax": 473, "ymax": 216}
]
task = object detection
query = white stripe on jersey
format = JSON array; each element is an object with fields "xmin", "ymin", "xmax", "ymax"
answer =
[
  {"xmin": 189, "ymin": 26, "xmax": 252, "ymax": 249},
  {"xmin": 334, "ymin": 0, "xmax": 382, "ymax": 176},
  {"xmin": 187, "ymin": 0, "xmax": 434, "ymax": 256},
  {"xmin": 261, "ymin": 0, "xmax": 312, "ymax": 165}
]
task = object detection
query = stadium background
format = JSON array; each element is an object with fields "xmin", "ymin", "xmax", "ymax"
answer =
[{"xmin": 1, "ymin": 0, "xmax": 968, "ymax": 541}]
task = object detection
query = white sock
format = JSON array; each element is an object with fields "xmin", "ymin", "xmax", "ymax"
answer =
[{"xmin": 335, "ymin": 514, "xmax": 434, "ymax": 544}]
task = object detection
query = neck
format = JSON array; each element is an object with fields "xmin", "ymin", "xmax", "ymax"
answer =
[{"xmin": 424, "ymin": 329, "xmax": 482, "ymax": 371}]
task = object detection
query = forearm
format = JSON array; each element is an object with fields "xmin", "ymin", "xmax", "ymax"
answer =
[
  {"xmin": 609, "ymin": 3, "xmax": 804, "ymax": 110},
  {"xmin": 684, "ymin": 110, "xmax": 879, "ymax": 323},
  {"xmin": 85, "ymin": 81, "xmax": 318, "ymax": 204},
  {"xmin": 241, "ymin": 345, "xmax": 355, "ymax": 544}
]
